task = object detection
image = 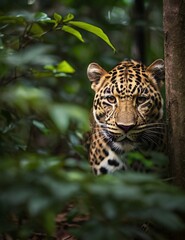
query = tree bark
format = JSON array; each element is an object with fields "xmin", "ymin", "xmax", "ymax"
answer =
[{"xmin": 163, "ymin": 0, "xmax": 185, "ymax": 188}]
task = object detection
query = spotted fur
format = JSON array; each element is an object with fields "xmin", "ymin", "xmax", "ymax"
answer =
[{"xmin": 87, "ymin": 59, "xmax": 165, "ymax": 175}]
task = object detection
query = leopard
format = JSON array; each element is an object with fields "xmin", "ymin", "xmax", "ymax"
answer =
[{"xmin": 87, "ymin": 59, "xmax": 166, "ymax": 175}]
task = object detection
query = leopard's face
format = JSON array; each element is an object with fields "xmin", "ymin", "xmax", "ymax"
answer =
[{"xmin": 87, "ymin": 60, "xmax": 165, "ymax": 152}]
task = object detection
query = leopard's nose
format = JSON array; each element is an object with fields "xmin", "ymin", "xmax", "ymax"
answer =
[{"xmin": 116, "ymin": 123, "xmax": 134, "ymax": 133}]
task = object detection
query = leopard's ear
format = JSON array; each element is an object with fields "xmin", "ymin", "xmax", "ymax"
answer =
[
  {"xmin": 146, "ymin": 59, "xmax": 165, "ymax": 89},
  {"xmin": 87, "ymin": 63, "xmax": 108, "ymax": 91}
]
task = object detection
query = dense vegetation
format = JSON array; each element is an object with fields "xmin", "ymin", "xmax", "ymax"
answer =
[{"xmin": 0, "ymin": 1, "xmax": 185, "ymax": 239}]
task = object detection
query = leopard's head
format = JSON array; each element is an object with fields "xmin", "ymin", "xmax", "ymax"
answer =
[{"xmin": 87, "ymin": 59, "xmax": 165, "ymax": 152}]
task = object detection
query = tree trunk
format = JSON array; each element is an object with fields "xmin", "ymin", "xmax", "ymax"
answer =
[{"xmin": 163, "ymin": 0, "xmax": 185, "ymax": 189}]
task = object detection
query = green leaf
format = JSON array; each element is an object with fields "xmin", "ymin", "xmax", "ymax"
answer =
[
  {"xmin": 48, "ymin": 104, "xmax": 89, "ymax": 132},
  {"xmin": 62, "ymin": 25, "xmax": 84, "ymax": 42},
  {"xmin": 69, "ymin": 21, "xmax": 116, "ymax": 51},
  {"xmin": 56, "ymin": 60, "xmax": 75, "ymax": 73},
  {"xmin": 32, "ymin": 120, "xmax": 49, "ymax": 134},
  {"xmin": 1, "ymin": 86, "xmax": 51, "ymax": 112},
  {"xmin": 44, "ymin": 65, "xmax": 55, "ymax": 71},
  {"xmin": 0, "ymin": 15, "xmax": 25, "ymax": 25},
  {"xmin": 34, "ymin": 12, "xmax": 51, "ymax": 22},
  {"xmin": 30, "ymin": 23, "xmax": 45, "ymax": 37},
  {"xmin": 42, "ymin": 210, "xmax": 56, "ymax": 235},
  {"xmin": 32, "ymin": 69, "xmax": 53, "ymax": 78},
  {"xmin": 53, "ymin": 12, "xmax": 62, "ymax": 23},
  {"xmin": 63, "ymin": 13, "xmax": 74, "ymax": 23}
]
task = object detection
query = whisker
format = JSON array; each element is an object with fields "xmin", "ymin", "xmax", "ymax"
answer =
[
  {"xmin": 142, "ymin": 135, "xmax": 158, "ymax": 147},
  {"xmin": 137, "ymin": 125, "xmax": 165, "ymax": 131},
  {"xmin": 145, "ymin": 130, "xmax": 164, "ymax": 135},
  {"xmin": 144, "ymin": 129, "xmax": 164, "ymax": 137},
  {"xmin": 142, "ymin": 132, "xmax": 163, "ymax": 146},
  {"xmin": 145, "ymin": 133, "xmax": 161, "ymax": 142}
]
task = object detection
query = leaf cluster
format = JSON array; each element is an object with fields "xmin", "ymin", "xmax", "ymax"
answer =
[{"xmin": 0, "ymin": 157, "xmax": 185, "ymax": 240}]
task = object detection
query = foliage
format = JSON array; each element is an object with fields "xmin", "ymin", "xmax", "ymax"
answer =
[
  {"xmin": 0, "ymin": 1, "xmax": 185, "ymax": 240},
  {"xmin": 1, "ymin": 158, "xmax": 185, "ymax": 240}
]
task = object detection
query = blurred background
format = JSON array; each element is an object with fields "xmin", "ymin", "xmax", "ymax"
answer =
[{"xmin": 1, "ymin": 1, "xmax": 180, "ymax": 240}]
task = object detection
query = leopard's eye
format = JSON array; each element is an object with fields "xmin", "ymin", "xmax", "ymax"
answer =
[
  {"xmin": 136, "ymin": 96, "xmax": 147, "ymax": 105},
  {"xmin": 106, "ymin": 95, "xmax": 117, "ymax": 104}
]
